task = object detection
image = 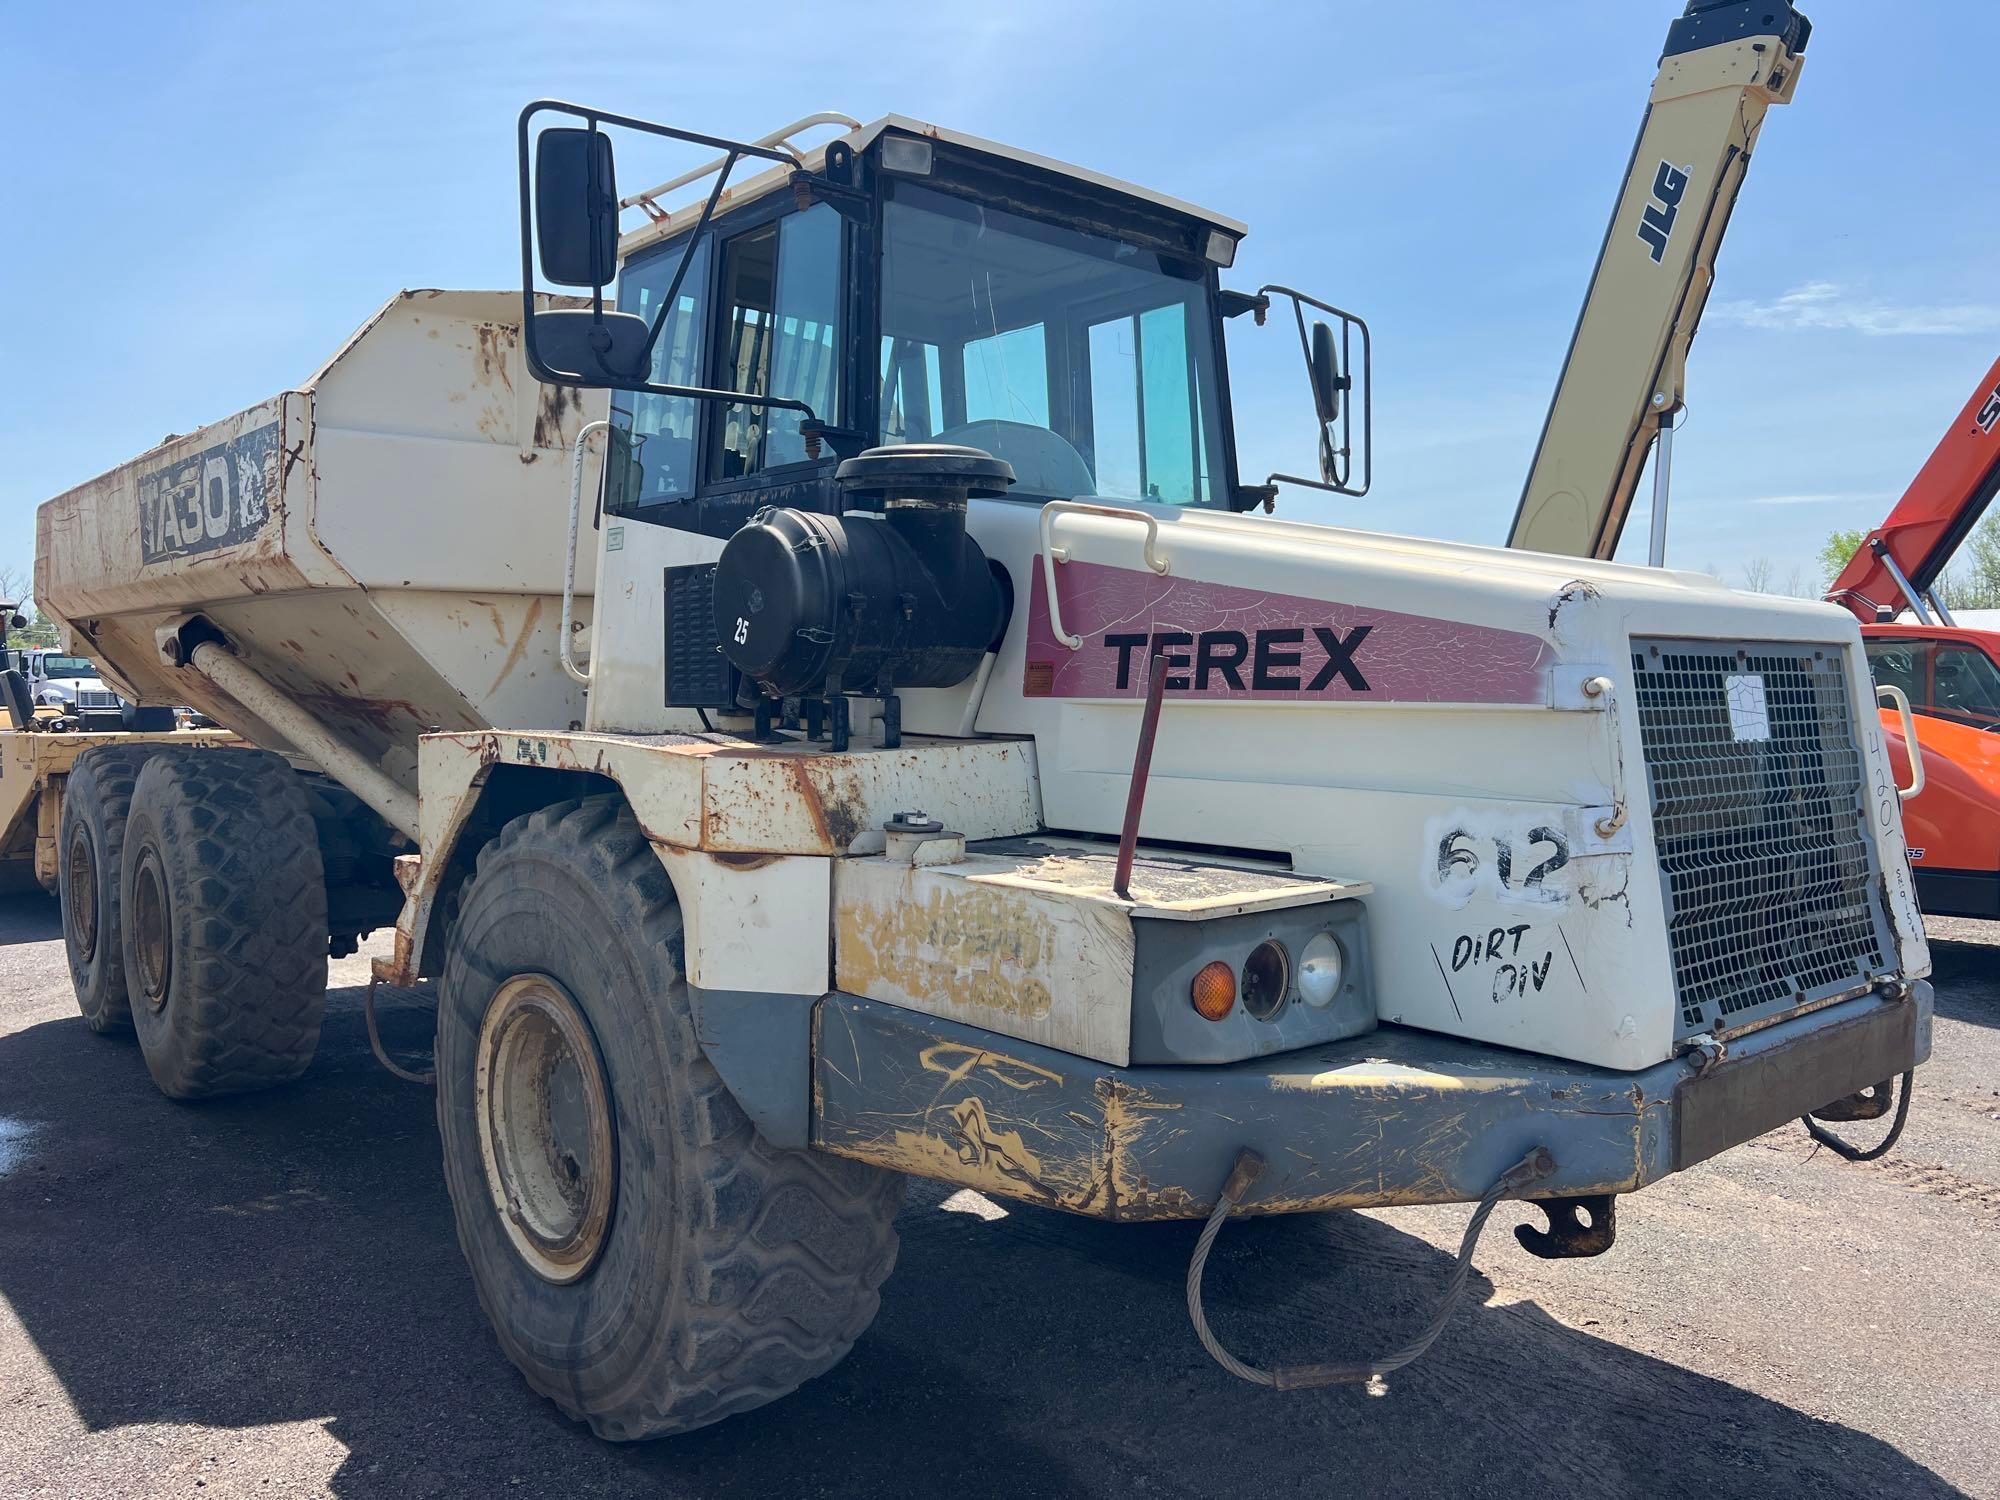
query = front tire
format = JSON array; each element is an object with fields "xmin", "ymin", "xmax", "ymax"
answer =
[
  {"xmin": 121, "ymin": 748, "xmax": 329, "ymax": 1098},
  {"xmin": 436, "ymin": 797, "xmax": 902, "ymax": 1440}
]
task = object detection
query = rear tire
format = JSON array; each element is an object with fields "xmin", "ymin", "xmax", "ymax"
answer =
[
  {"xmin": 59, "ymin": 745, "xmax": 162, "ymax": 1033},
  {"xmin": 436, "ymin": 796, "xmax": 902, "ymax": 1440},
  {"xmin": 121, "ymin": 748, "xmax": 329, "ymax": 1099}
]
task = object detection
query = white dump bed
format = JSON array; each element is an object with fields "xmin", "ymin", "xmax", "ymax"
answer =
[{"xmin": 35, "ymin": 290, "xmax": 604, "ymax": 792}]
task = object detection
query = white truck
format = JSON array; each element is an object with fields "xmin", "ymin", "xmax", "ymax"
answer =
[{"xmin": 35, "ymin": 7, "xmax": 1929, "ymax": 1439}]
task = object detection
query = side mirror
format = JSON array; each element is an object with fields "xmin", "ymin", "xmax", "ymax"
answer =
[
  {"xmin": 0, "ymin": 670, "xmax": 35, "ymax": 734},
  {"xmin": 535, "ymin": 127, "xmax": 620, "ymax": 289},
  {"xmin": 531, "ymin": 307, "xmax": 654, "ymax": 385},
  {"xmin": 1309, "ymin": 320, "xmax": 1341, "ymax": 425},
  {"xmin": 1226, "ymin": 284, "xmax": 1372, "ymax": 505}
]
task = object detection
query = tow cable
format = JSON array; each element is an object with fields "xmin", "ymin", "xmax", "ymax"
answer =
[
  {"xmin": 364, "ymin": 974, "xmax": 437, "ymax": 1086},
  {"xmin": 1186, "ymin": 1146, "xmax": 1556, "ymax": 1393},
  {"xmin": 1801, "ymin": 1070, "xmax": 1914, "ymax": 1162}
]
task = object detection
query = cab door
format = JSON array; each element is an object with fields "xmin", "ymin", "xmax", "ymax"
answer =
[{"xmin": 1866, "ymin": 632, "xmax": 2000, "ymax": 915}]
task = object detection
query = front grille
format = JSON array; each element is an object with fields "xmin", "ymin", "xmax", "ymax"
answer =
[
  {"xmin": 76, "ymin": 690, "xmax": 117, "ymax": 709},
  {"xmin": 1630, "ymin": 639, "xmax": 1895, "ymax": 1039}
]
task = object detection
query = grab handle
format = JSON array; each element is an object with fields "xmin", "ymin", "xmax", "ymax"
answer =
[
  {"xmin": 1877, "ymin": 684, "xmax": 1925, "ymax": 802},
  {"xmin": 561, "ymin": 419, "xmax": 609, "ymax": 687},
  {"xmin": 1039, "ymin": 501, "xmax": 1170, "ymax": 651}
]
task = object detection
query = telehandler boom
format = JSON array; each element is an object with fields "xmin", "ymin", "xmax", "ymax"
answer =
[
  {"xmin": 34, "ymin": 4, "xmax": 1929, "ymax": 1438},
  {"xmin": 1830, "ymin": 355, "xmax": 2000, "ymax": 917},
  {"xmin": 1509, "ymin": 0, "xmax": 1810, "ymax": 562}
]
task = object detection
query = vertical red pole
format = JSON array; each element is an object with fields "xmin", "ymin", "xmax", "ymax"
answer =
[{"xmin": 1114, "ymin": 654, "xmax": 1170, "ymax": 899}]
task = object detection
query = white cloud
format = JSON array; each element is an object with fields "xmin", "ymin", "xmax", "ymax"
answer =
[{"xmin": 1712, "ymin": 281, "xmax": 2000, "ymax": 336}]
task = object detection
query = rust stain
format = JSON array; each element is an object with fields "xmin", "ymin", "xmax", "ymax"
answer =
[
  {"xmin": 293, "ymin": 689, "xmax": 430, "ymax": 741},
  {"xmin": 785, "ymin": 759, "xmax": 833, "ymax": 848},
  {"xmin": 486, "ymin": 596, "xmax": 544, "ymax": 697},
  {"xmin": 839, "ymin": 878, "xmax": 1058, "ymax": 1021},
  {"xmin": 472, "ymin": 323, "xmax": 517, "ymax": 395},
  {"xmin": 915, "ymin": 1042, "xmax": 1062, "ymax": 1091},
  {"xmin": 372, "ymin": 925, "xmax": 420, "ymax": 988},
  {"xmin": 711, "ymin": 850, "xmax": 779, "ymax": 870},
  {"xmin": 532, "ymin": 384, "xmax": 585, "ymax": 450}
]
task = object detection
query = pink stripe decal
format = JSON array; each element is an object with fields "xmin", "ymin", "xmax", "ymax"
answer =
[{"xmin": 1023, "ymin": 558, "xmax": 1548, "ymax": 703}]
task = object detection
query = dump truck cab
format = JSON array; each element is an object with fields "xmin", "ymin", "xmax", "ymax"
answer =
[{"xmin": 31, "ymin": 47, "xmax": 1934, "ymax": 1441}]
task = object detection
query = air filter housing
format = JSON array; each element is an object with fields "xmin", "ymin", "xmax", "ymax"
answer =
[{"xmin": 713, "ymin": 444, "xmax": 1011, "ymax": 699}]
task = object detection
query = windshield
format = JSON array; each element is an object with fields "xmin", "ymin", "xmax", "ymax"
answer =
[
  {"xmin": 37, "ymin": 655, "xmax": 94, "ymax": 679},
  {"xmin": 879, "ymin": 183, "xmax": 1226, "ymax": 506}
]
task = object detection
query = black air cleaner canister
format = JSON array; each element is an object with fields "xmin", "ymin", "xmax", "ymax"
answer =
[{"xmin": 713, "ymin": 444, "xmax": 1011, "ymax": 698}]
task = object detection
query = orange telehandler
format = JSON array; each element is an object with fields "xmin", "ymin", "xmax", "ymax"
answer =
[{"xmin": 1827, "ymin": 355, "xmax": 2000, "ymax": 917}]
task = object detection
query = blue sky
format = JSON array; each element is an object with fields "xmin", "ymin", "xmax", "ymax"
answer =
[{"xmin": 4, "ymin": 0, "xmax": 1996, "ymax": 600}]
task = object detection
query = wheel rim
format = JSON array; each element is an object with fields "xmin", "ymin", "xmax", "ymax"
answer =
[
  {"xmin": 130, "ymin": 846, "xmax": 172, "ymax": 1011},
  {"xmin": 65, "ymin": 826, "xmax": 99, "ymax": 964},
  {"xmin": 475, "ymin": 974, "xmax": 617, "ymax": 1284}
]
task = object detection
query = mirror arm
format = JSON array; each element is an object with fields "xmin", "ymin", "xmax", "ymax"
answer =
[
  {"xmin": 1218, "ymin": 289, "xmax": 1270, "ymax": 323},
  {"xmin": 518, "ymin": 99, "xmax": 806, "ymax": 382},
  {"xmin": 632, "ymin": 150, "xmax": 742, "ymax": 374},
  {"xmin": 1253, "ymin": 283, "xmax": 1373, "ymax": 501}
]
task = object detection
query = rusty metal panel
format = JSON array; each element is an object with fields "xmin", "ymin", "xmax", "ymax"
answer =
[
  {"xmin": 433, "ymin": 728, "xmax": 1039, "ymax": 858},
  {"xmin": 812, "ymin": 984, "xmax": 1926, "ymax": 1221},
  {"xmin": 833, "ymin": 842, "xmax": 1367, "ymax": 1066},
  {"xmin": 34, "ymin": 291, "xmax": 601, "ymax": 793},
  {"xmin": 699, "ymin": 737, "xmax": 1040, "ymax": 853},
  {"xmin": 812, "ymin": 992, "xmax": 1684, "ymax": 1221},
  {"xmin": 835, "ymin": 854, "xmax": 1138, "ymax": 1065}
]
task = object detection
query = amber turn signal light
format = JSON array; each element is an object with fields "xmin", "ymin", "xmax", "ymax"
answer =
[{"xmin": 1191, "ymin": 960, "xmax": 1237, "ymax": 1021}]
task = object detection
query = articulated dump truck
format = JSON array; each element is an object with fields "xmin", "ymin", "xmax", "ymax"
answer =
[{"xmin": 37, "ymin": 86, "xmax": 1931, "ymax": 1438}]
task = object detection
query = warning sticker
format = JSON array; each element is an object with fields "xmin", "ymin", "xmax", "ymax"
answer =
[{"xmin": 1725, "ymin": 673, "xmax": 1771, "ymax": 742}]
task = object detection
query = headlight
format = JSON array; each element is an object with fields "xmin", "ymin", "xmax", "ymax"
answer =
[
  {"xmin": 1297, "ymin": 932, "xmax": 1345, "ymax": 1007},
  {"xmin": 1241, "ymin": 940, "xmax": 1290, "ymax": 1021}
]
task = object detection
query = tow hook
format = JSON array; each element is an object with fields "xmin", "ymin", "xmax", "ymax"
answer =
[
  {"xmin": 1514, "ymin": 1195, "xmax": 1617, "ymax": 1258},
  {"xmin": 1812, "ymin": 1080, "xmax": 1896, "ymax": 1122}
]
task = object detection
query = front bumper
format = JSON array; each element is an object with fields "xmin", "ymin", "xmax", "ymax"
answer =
[{"xmin": 810, "ymin": 983, "xmax": 1931, "ymax": 1220}]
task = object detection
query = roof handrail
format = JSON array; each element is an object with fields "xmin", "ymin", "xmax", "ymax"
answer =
[{"xmin": 621, "ymin": 111, "xmax": 862, "ymax": 223}]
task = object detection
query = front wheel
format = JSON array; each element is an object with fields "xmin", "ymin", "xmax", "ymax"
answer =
[{"xmin": 436, "ymin": 797, "xmax": 902, "ymax": 1440}]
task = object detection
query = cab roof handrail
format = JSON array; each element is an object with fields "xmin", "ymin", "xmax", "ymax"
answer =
[{"xmin": 620, "ymin": 111, "xmax": 862, "ymax": 223}]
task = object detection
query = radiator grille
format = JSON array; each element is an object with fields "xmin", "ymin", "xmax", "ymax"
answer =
[
  {"xmin": 1630, "ymin": 639, "xmax": 1894, "ymax": 1038},
  {"xmin": 76, "ymin": 690, "xmax": 117, "ymax": 709}
]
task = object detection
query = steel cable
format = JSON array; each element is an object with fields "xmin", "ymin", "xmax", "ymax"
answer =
[
  {"xmin": 1801, "ymin": 1069, "xmax": 1914, "ymax": 1162},
  {"xmin": 1186, "ymin": 1145, "xmax": 1555, "ymax": 1392}
]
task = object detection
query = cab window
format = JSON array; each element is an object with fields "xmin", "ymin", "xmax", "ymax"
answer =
[
  {"xmin": 609, "ymin": 237, "xmax": 713, "ymax": 508},
  {"xmin": 1864, "ymin": 640, "xmax": 1929, "ymax": 707},
  {"xmin": 1931, "ymin": 643, "xmax": 2000, "ymax": 726},
  {"xmin": 880, "ymin": 337, "xmax": 944, "ymax": 442},
  {"xmin": 715, "ymin": 203, "xmax": 843, "ymax": 478},
  {"xmin": 879, "ymin": 181, "xmax": 1225, "ymax": 506}
]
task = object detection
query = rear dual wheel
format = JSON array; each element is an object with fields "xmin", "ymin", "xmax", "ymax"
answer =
[
  {"xmin": 58, "ymin": 744, "xmax": 330, "ymax": 1098},
  {"xmin": 120, "ymin": 749, "xmax": 328, "ymax": 1098},
  {"xmin": 59, "ymin": 746, "xmax": 157, "ymax": 1033}
]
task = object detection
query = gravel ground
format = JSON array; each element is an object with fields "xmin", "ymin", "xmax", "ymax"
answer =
[{"xmin": 1, "ymin": 891, "xmax": 1994, "ymax": 1499}]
